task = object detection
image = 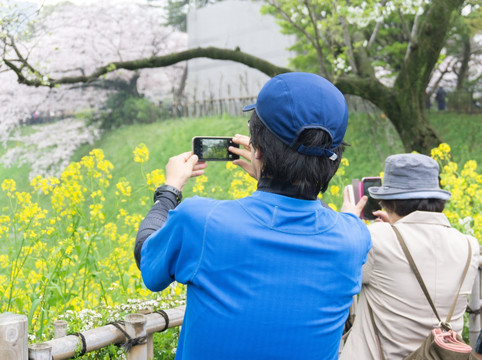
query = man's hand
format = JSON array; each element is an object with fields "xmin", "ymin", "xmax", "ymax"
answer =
[
  {"xmin": 165, "ymin": 151, "xmax": 208, "ymax": 191},
  {"xmin": 230, "ymin": 134, "xmax": 258, "ymax": 180},
  {"xmin": 341, "ymin": 186, "xmax": 368, "ymax": 217}
]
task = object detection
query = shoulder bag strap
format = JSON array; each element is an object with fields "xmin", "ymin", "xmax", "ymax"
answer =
[
  {"xmin": 368, "ymin": 301, "xmax": 386, "ymax": 360},
  {"xmin": 392, "ymin": 225, "xmax": 472, "ymax": 328}
]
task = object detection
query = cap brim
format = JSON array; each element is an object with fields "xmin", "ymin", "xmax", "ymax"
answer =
[
  {"xmin": 368, "ymin": 186, "xmax": 451, "ymax": 201},
  {"xmin": 242, "ymin": 103, "xmax": 256, "ymax": 112}
]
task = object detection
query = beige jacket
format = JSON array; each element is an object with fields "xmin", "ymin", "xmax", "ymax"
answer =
[{"xmin": 340, "ymin": 211, "xmax": 479, "ymax": 360}]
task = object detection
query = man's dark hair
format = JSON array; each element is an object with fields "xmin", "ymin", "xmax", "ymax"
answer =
[
  {"xmin": 380, "ymin": 199, "xmax": 446, "ymax": 217},
  {"xmin": 249, "ymin": 112, "xmax": 345, "ymax": 195}
]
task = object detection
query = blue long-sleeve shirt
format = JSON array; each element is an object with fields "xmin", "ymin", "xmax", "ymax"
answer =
[{"xmin": 136, "ymin": 186, "xmax": 371, "ymax": 360}]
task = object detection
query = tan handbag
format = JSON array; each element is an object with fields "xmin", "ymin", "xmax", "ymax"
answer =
[{"xmin": 369, "ymin": 225, "xmax": 475, "ymax": 360}]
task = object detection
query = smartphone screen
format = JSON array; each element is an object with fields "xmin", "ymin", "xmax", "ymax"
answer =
[
  {"xmin": 359, "ymin": 177, "xmax": 382, "ymax": 220},
  {"xmin": 192, "ymin": 137, "xmax": 240, "ymax": 161}
]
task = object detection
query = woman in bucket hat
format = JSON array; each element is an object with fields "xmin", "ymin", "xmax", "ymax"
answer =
[{"xmin": 340, "ymin": 153, "xmax": 479, "ymax": 359}]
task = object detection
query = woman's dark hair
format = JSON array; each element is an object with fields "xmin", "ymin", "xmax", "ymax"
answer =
[
  {"xmin": 380, "ymin": 199, "xmax": 446, "ymax": 217},
  {"xmin": 249, "ymin": 111, "xmax": 345, "ymax": 195}
]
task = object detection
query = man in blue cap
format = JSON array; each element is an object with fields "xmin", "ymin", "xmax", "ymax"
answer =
[{"xmin": 135, "ymin": 72, "xmax": 371, "ymax": 359}]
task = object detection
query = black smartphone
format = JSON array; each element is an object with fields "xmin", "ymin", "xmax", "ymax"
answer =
[
  {"xmin": 359, "ymin": 177, "xmax": 382, "ymax": 220},
  {"xmin": 192, "ymin": 136, "xmax": 240, "ymax": 161}
]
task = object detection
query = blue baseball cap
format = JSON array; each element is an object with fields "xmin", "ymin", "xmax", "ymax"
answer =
[{"xmin": 242, "ymin": 72, "xmax": 348, "ymax": 160}]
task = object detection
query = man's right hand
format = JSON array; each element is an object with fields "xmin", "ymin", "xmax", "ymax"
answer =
[
  {"xmin": 165, "ymin": 152, "xmax": 208, "ymax": 191},
  {"xmin": 230, "ymin": 134, "xmax": 258, "ymax": 180}
]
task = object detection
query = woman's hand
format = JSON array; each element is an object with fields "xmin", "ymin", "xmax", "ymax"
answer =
[
  {"xmin": 230, "ymin": 134, "xmax": 258, "ymax": 180},
  {"xmin": 341, "ymin": 186, "xmax": 368, "ymax": 217},
  {"xmin": 165, "ymin": 151, "xmax": 208, "ymax": 191},
  {"xmin": 372, "ymin": 210, "xmax": 390, "ymax": 223}
]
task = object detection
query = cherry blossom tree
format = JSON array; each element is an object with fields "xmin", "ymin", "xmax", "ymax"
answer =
[{"xmin": 0, "ymin": 0, "xmax": 186, "ymax": 176}]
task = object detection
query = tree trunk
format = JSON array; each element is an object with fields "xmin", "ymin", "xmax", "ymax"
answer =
[
  {"xmin": 456, "ymin": 36, "xmax": 471, "ymax": 90},
  {"xmin": 335, "ymin": 76, "xmax": 442, "ymax": 154},
  {"xmin": 383, "ymin": 97, "xmax": 442, "ymax": 153}
]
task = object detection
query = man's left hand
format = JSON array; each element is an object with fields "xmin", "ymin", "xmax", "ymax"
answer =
[{"xmin": 230, "ymin": 134, "xmax": 257, "ymax": 179}]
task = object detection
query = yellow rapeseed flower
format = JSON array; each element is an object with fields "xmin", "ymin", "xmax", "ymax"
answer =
[
  {"xmin": 146, "ymin": 169, "xmax": 166, "ymax": 191},
  {"xmin": 330, "ymin": 185, "xmax": 340, "ymax": 197},
  {"xmin": 2, "ymin": 179, "xmax": 16, "ymax": 193},
  {"xmin": 104, "ymin": 222, "xmax": 118, "ymax": 241},
  {"xmin": 192, "ymin": 175, "xmax": 208, "ymax": 195},
  {"xmin": 226, "ymin": 162, "xmax": 237, "ymax": 171},
  {"xmin": 133, "ymin": 143, "xmax": 149, "ymax": 163},
  {"xmin": 89, "ymin": 204, "xmax": 105, "ymax": 221},
  {"xmin": 0, "ymin": 254, "xmax": 9, "ymax": 268},
  {"xmin": 0, "ymin": 215, "xmax": 10, "ymax": 235},
  {"xmin": 439, "ymin": 143, "xmax": 451, "ymax": 154},
  {"xmin": 97, "ymin": 159, "xmax": 114, "ymax": 174},
  {"xmin": 30, "ymin": 175, "xmax": 54, "ymax": 194},
  {"xmin": 116, "ymin": 178, "xmax": 132, "ymax": 197},
  {"xmin": 124, "ymin": 214, "xmax": 143, "ymax": 229},
  {"xmin": 80, "ymin": 155, "xmax": 95, "ymax": 169},
  {"xmin": 90, "ymin": 148, "xmax": 104, "ymax": 160},
  {"xmin": 228, "ymin": 171, "xmax": 256, "ymax": 199},
  {"xmin": 328, "ymin": 203, "xmax": 338, "ymax": 211}
]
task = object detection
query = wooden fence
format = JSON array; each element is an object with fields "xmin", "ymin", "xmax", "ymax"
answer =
[
  {"xmin": 1, "ymin": 257, "xmax": 481, "ymax": 359},
  {"xmin": 0, "ymin": 306, "xmax": 185, "ymax": 360},
  {"xmin": 166, "ymin": 95, "xmax": 372, "ymax": 119},
  {"xmin": 165, "ymin": 96, "xmax": 257, "ymax": 119}
]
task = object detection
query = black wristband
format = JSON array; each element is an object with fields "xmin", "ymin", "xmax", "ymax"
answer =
[{"xmin": 154, "ymin": 184, "xmax": 182, "ymax": 205}]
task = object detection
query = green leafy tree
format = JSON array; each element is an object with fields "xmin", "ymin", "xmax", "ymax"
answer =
[
  {"xmin": 150, "ymin": 0, "xmax": 225, "ymax": 32},
  {"xmin": 260, "ymin": 0, "xmax": 475, "ymax": 152},
  {"xmin": 163, "ymin": 0, "xmax": 190, "ymax": 32}
]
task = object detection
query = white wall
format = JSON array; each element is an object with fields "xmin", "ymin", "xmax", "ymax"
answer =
[{"xmin": 186, "ymin": 0, "xmax": 295, "ymax": 101}]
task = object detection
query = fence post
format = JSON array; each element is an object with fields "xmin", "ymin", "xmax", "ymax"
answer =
[
  {"xmin": 139, "ymin": 308, "xmax": 153, "ymax": 359},
  {"xmin": 53, "ymin": 320, "xmax": 68, "ymax": 339},
  {"xmin": 0, "ymin": 313, "xmax": 28, "ymax": 360},
  {"xmin": 28, "ymin": 343, "xmax": 52, "ymax": 360},
  {"xmin": 469, "ymin": 268, "xmax": 481, "ymax": 346},
  {"xmin": 124, "ymin": 313, "xmax": 147, "ymax": 360}
]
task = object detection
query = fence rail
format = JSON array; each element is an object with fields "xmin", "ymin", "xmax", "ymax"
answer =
[{"xmin": 2, "ymin": 256, "xmax": 481, "ymax": 359}]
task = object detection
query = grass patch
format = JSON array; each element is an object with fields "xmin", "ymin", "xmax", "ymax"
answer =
[
  {"xmin": 428, "ymin": 112, "xmax": 481, "ymax": 165},
  {"xmin": 1, "ymin": 111, "xmax": 480, "ymax": 213}
]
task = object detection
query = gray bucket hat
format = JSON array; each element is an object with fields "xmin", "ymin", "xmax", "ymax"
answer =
[{"xmin": 368, "ymin": 153, "xmax": 451, "ymax": 200}]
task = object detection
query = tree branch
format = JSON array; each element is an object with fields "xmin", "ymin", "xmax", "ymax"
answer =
[
  {"xmin": 302, "ymin": 0, "xmax": 329, "ymax": 77},
  {"xmin": 265, "ymin": 0, "xmax": 316, "ymax": 45},
  {"xmin": 265, "ymin": 0, "xmax": 328, "ymax": 77},
  {"xmin": 339, "ymin": 16, "xmax": 358, "ymax": 75},
  {"xmin": 397, "ymin": 8, "xmax": 412, "ymax": 41},
  {"xmin": 4, "ymin": 35, "xmax": 43, "ymax": 77},
  {"xmin": 403, "ymin": 12, "xmax": 422, "ymax": 62},
  {"xmin": 429, "ymin": 57, "xmax": 458, "ymax": 96},
  {"xmin": 5, "ymin": 46, "xmax": 292, "ymax": 87},
  {"xmin": 334, "ymin": 75, "xmax": 393, "ymax": 107},
  {"xmin": 366, "ymin": 0, "xmax": 388, "ymax": 50},
  {"xmin": 397, "ymin": 0, "xmax": 465, "ymax": 92}
]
